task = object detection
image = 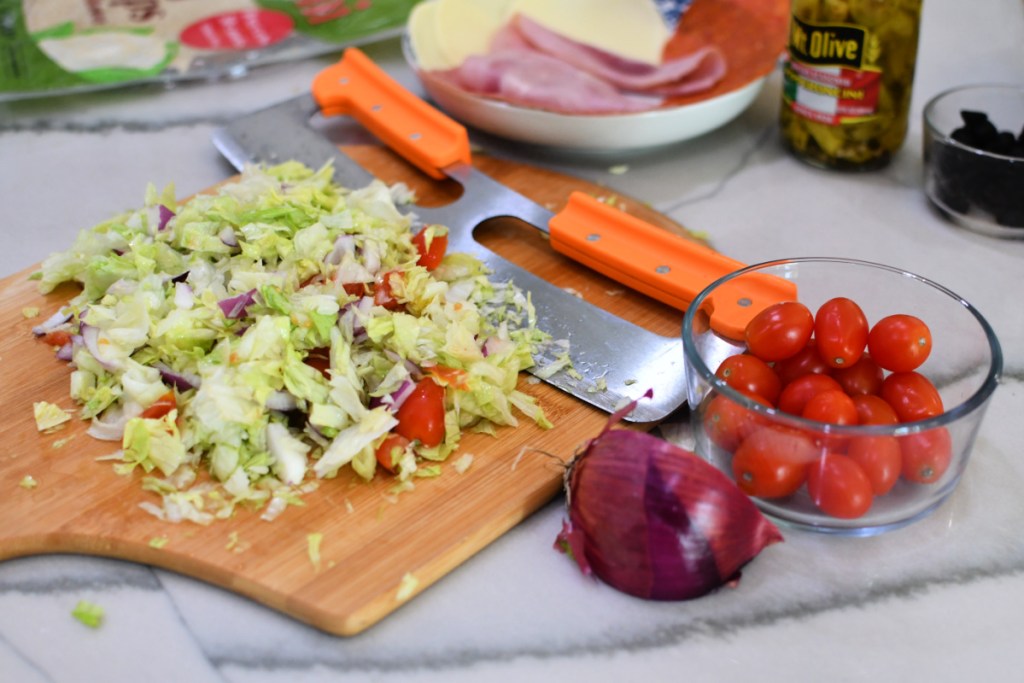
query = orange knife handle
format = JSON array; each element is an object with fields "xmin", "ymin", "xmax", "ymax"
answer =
[
  {"xmin": 312, "ymin": 48, "xmax": 471, "ymax": 180},
  {"xmin": 549, "ymin": 192, "xmax": 797, "ymax": 338}
]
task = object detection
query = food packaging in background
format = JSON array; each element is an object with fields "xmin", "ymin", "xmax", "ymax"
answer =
[
  {"xmin": 779, "ymin": 0, "xmax": 923, "ymax": 171},
  {"xmin": 0, "ymin": 0, "xmax": 419, "ymax": 101},
  {"xmin": 0, "ymin": 0, "xmax": 697, "ymax": 102}
]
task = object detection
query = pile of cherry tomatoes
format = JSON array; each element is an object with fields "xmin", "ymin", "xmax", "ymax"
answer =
[{"xmin": 702, "ymin": 297, "xmax": 952, "ymax": 520}]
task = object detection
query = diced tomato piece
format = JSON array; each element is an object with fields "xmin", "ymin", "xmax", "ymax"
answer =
[
  {"xmin": 373, "ymin": 270, "xmax": 403, "ymax": 310},
  {"xmin": 140, "ymin": 391, "xmax": 177, "ymax": 419},
  {"xmin": 395, "ymin": 378, "xmax": 446, "ymax": 447},
  {"xmin": 375, "ymin": 433, "xmax": 412, "ymax": 473},
  {"xmin": 411, "ymin": 226, "xmax": 448, "ymax": 270}
]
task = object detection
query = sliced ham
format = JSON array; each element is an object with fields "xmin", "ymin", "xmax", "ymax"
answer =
[
  {"xmin": 426, "ymin": 12, "xmax": 727, "ymax": 115},
  {"xmin": 436, "ymin": 49, "xmax": 663, "ymax": 114},
  {"xmin": 513, "ymin": 15, "xmax": 726, "ymax": 94}
]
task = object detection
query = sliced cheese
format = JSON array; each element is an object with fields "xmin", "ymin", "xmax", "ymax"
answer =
[
  {"xmin": 407, "ymin": 1, "xmax": 450, "ymax": 71},
  {"xmin": 411, "ymin": 0, "xmax": 672, "ymax": 71},
  {"xmin": 434, "ymin": 0, "xmax": 514, "ymax": 69},
  {"xmin": 511, "ymin": 0, "xmax": 670, "ymax": 65}
]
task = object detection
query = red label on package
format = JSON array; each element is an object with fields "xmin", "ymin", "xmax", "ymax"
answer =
[{"xmin": 180, "ymin": 10, "xmax": 295, "ymax": 51}]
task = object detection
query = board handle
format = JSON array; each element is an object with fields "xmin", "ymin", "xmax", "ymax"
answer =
[
  {"xmin": 312, "ymin": 48, "xmax": 471, "ymax": 180},
  {"xmin": 549, "ymin": 192, "xmax": 796, "ymax": 338}
]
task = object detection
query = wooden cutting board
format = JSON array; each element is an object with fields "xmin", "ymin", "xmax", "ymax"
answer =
[{"xmin": 0, "ymin": 145, "xmax": 692, "ymax": 636}]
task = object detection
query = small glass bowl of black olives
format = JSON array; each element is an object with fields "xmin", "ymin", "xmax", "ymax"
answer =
[{"xmin": 923, "ymin": 85, "xmax": 1024, "ymax": 238}]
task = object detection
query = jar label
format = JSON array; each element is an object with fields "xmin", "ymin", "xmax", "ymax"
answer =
[{"xmin": 783, "ymin": 16, "xmax": 882, "ymax": 126}]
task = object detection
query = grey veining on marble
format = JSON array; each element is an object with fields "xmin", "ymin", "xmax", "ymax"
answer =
[{"xmin": 2, "ymin": 1, "xmax": 1024, "ymax": 681}]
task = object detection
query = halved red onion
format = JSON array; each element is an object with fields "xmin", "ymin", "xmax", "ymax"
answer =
[
  {"xmin": 556, "ymin": 391, "xmax": 782, "ymax": 601},
  {"xmin": 218, "ymin": 289, "xmax": 257, "ymax": 319}
]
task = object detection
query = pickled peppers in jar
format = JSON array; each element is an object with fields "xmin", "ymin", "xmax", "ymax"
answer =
[{"xmin": 780, "ymin": 0, "xmax": 923, "ymax": 170}]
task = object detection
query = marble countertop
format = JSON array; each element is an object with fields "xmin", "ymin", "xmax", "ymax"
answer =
[{"xmin": 2, "ymin": 1, "xmax": 1023, "ymax": 680}]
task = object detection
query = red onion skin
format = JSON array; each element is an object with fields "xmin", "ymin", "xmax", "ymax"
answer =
[{"xmin": 558, "ymin": 409, "xmax": 782, "ymax": 601}]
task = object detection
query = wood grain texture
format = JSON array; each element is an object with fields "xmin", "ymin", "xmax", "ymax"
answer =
[{"xmin": 0, "ymin": 146, "xmax": 691, "ymax": 635}]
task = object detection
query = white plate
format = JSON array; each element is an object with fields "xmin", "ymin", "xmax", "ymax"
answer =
[{"xmin": 403, "ymin": 34, "xmax": 767, "ymax": 154}]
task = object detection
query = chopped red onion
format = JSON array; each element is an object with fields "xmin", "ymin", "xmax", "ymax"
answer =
[
  {"xmin": 218, "ymin": 289, "xmax": 257, "ymax": 319},
  {"xmin": 32, "ymin": 308, "xmax": 73, "ymax": 336},
  {"xmin": 155, "ymin": 362, "xmax": 201, "ymax": 391},
  {"xmin": 80, "ymin": 323, "xmax": 123, "ymax": 371},
  {"xmin": 482, "ymin": 336, "xmax": 514, "ymax": 358},
  {"xmin": 87, "ymin": 402, "xmax": 142, "ymax": 441},
  {"xmin": 370, "ymin": 379, "xmax": 415, "ymax": 412},
  {"xmin": 219, "ymin": 226, "xmax": 239, "ymax": 247},
  {"xmin": 56, "ymin": 340, "xmax": 74, "ymax": 361},
  {"xmin": 325, "ymin": 235, "xmax": 356, "ymax": 265},
  {"xmin": 158, "ymin": 205, "xmax": 175, "ymax": 231}
]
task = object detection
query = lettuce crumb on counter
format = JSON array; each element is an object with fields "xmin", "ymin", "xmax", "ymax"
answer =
[{"xmin": 71, "ymin": 600, "xmax": 105, "ymax": 628}]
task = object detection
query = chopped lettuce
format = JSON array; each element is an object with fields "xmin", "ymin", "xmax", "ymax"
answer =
[
  {"xmin": 71, "ymin": 600, "xmax": 105, "ymax": 628},
  {"xmin": 33, "ymin": 401, "xmax": 72, "ymax": 431},
  {"xmin": 37, "ymin": 162, "xmax": 553, "ymax": 523}
]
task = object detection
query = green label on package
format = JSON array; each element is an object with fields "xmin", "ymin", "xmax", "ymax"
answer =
[{"xmin": 0, "ymin": 0, "xmax": 419, "ymax": 100}]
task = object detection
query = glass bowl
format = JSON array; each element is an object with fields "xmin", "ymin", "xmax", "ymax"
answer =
[
  {"xmin": 682, "ymin": 258, "xmax": 1002, "ymax": 535},
  {"xmin": 923, "ymin": 84, "xmax": 1024, "ymax": 239}
]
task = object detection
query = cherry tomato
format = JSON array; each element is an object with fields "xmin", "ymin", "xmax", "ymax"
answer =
[
  {"xmin": 867, "ymin": 314, "xmax": 932, "ymax": 372},
  {"xmin": 807, "ymin": 453, "xmax": 874, "ymax": 519},
  {"xmin": 814, "ymin": 297, "xmax": 869, "ymax": 369},
  {"xmin": 880, "ymin": 372, "xmax": 944, "ymax": 423},
  {"xmin": 395, "ymin": 378, "xmax": 446, "ymax": 447},
  {"xmin": 373, "ymin": 270, "xmax": 404, "ymax": 310},
  {"xmin": 702, "ymin": 391, "xmax": 771, "ymax": 452},
  {"xmin": 715, "ymin": 354, "xmax": 782, "ymax": 404},
  {"xmin": 411, "ymin": 226, "xmax": 448, "ymax": 271},
  {"xmin": 375, "ymin": 433, "xmax": 412, "ymax": 473},
  {"xmin": 341, "ymin": 282, "xmax": 368, "ymax": 297},
  {"xmin": 900, "ymin": 428, "xmax": 952, "ymax": 484},
  {"xmin": 140, "ymin": 390, "xmax": 177, "ymax": 419},
  {"xmin": 852, "ymin": 394, "xmax": 899, "ymax": 426},
  {"xmin": 730, "ymin": 426, "xmax": 818, "ymax": 498},
  {"xmin": 773, "ymin": 340, "xmax": 832, "ymax": 386},
  {"xmin": 777, "ymin": 374, "xmax": 844, "ymax": 416},
  {"xmin": 832, "ymin": 354, "xmax": 884, "ymax": 396},
  {"xmin": 802, "ymin": 389, "xmax": 858, "ymax": 425},
  {"xmin": 847, "ymin": 435, "xmax": 901, "ymax": 495},
  {"xmin": 744, "ymin": 301, "xmax": 814, "ymax": 362}
]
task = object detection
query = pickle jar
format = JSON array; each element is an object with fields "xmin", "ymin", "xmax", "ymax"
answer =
[{"xmin": 780, "ymin": 0, "xmax": 923, "ymax": 170}]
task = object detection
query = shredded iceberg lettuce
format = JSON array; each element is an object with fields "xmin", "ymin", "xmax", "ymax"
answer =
[{"xmin": 36, "ymin": 161, "xmax": 552, "ymax": 523}]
